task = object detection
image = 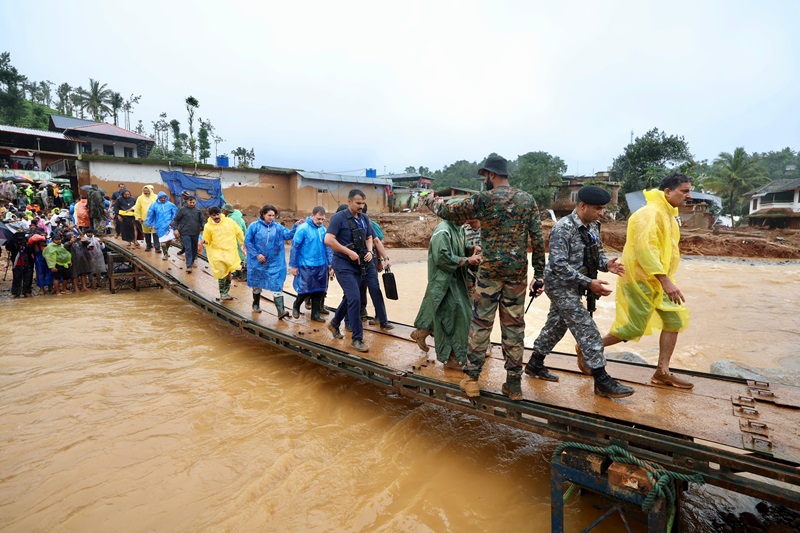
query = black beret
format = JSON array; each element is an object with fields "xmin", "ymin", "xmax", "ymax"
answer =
[{"xmin": 577, "ymin": 185, "xmax": 611, "ymax": 205}]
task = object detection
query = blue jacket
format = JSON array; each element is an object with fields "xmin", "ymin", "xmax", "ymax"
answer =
[
  {"xmin": 145, "ymin": 192, "xmax": 178, "ymax": 237},
  {"xmin": 289, "ymin": 216, "xmax": 332, "ymax": 268},
  {"xmin": 245, "ymin": 218, "xmax": 298, "ymax": 291}
]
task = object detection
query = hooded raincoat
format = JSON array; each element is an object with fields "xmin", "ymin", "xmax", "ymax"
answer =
[
  {"xmin": 289, "ymin": 216, "xmax": 332, "ymax": 295},
  {"xmin": 202, "ymin": 214, "xmax": 244, "ymax": 279},
  {"xmin": 134, "ymin": 186, "xmax": 157, "ymax": 234},
  {"xmin": 412, "ymin": 219, "xmax": 472, "ymax": 364},
  {"xmin": 245, "ymin": 218, "xmax": 298, "ymax": 291},
  {"xmin": 43, "ymin": 242, "xmax": 72, "ymax": 269},
  {"xmin": 227, "ymin": 209, "xmax": 247, "ymax": 261},
  {"xmin": 610, "ymin": 188, "xmax": 690, "ymax": 341},
  {"xmin": 145, "ymin": 192, "xmax": 178, "ymax": 238}
]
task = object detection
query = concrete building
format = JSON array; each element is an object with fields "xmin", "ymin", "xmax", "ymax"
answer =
[
  {"xmin": 49, "ymin": 115, "xmax": 155, "ymax": 159},
  {"xmin": 744, "ymin": 179, "xmax": 800, "ymax": 228},
  {"xmin": 75, "ymin": 157, "xmax": 392, "ymax": 215},
  {"xmin": 551, "ymin": 172, "xmax": 621, "ymax": 218}
]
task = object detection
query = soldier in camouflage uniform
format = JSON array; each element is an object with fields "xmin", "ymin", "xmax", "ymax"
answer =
[
  {"xmin": 425, "ymin": 154, "xmax": 545, "ymax": 401},
  {"xmin": 525, "ymin": 186, "xmax": 634, "ymax": 398}
]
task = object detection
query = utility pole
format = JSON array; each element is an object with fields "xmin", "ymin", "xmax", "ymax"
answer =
[{"xmin": 630, "ymin": 130, "xmax": 634, "ymax": 144}]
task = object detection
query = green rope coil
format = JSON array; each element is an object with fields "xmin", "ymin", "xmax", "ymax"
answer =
[{"xmin": 552, "ymin": 442, "xmax": 705, "ymax": 532}]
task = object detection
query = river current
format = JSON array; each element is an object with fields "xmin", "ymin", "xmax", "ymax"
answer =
[{"xmin": 1, "ymin": 255, "xmax": 798, "ymax": 532}]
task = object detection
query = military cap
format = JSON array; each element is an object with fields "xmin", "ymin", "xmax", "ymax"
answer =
[{"xmin": 577, "ymin": 185, "xmax": 611, "ymax": 205}]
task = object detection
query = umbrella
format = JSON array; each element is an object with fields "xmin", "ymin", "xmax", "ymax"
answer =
[
  {"xmin": 80, "ymin": 185, "xmax": 107, "ymax": 195},
  {"xmin": 0, "ymin": 221, "xmax": 13, "ymax": 246},
  {"xmin": 4, "ymin": 175, "xmax": 34, "ymax": 183}
]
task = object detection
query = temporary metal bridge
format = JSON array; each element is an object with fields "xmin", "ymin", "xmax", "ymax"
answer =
[{"xmin": 105, "ymin": 241, "xmax": 800, "ymax": 530}]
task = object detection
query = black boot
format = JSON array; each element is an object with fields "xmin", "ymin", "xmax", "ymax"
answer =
[
  {"xmin": 593, "ymin": 367, "xmax": 634, "ymax": 398},
  {"xmin": 252, "ymin": 292, "xmax": 261, "ymax": 313},
  {"xmin": 292, "ymin": 295, "xmax": 305, "ymax": 319},
  {"xmin": 310, "ymin": 295, "xmax": 325, "ymax": 322},
  {"xmin": 319, "ymin": 294, "xmax": 330, "ymax": 316},
  {"xmin": 524, "ymin": 353, "xmax": 559, "ymax": 382},
  {"xmin": 274, "ymin": 295, "xmax": 289, "ymax": 320},
  {"xmin": 501, "ymin": 373, "xmax": 523, "ymax": 401}
]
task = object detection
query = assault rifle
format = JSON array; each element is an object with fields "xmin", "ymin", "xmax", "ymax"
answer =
[{"xmin": 578, "ymin": 225, "xmax": 601, "ymax": 316}]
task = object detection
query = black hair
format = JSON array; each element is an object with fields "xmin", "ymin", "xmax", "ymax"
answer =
[
  {"xmin": 208, "ymin": 206, "xmax": 221, "ymax": 215},
  {"xmin": 260, "ymin": 204, "xmax": 278, "ymax": 217},
  {"xmin": 362, "ymin": 203, "xmax": 368, "ymax": 214},
  {"xmin": 348, "ymin": 189, "xmax": 365, "ymax": 200},
  {"xmin": 336, "ymin": 204, "xmax": 348, "ymax": 213},
  {"xmin": 659, "ymin": 172, "xmax": 692, "ymax": 191},
  {"xmin": 312, "ymin": 205, "xmax": 326, "ymax": 216}
]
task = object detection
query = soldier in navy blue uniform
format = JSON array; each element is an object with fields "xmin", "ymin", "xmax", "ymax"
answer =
[
  {"xmin": 324, "ymin": 189, "xmax": 391, "ymax": 353},
  {"xmin": 526, "ymin": 186, "xmax": 634, "ymax": 398}
]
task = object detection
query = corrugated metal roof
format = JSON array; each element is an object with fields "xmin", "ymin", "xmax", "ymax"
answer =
[
  {"xmin": 0, "ymin": 123, "xmax": 82, "ymax": 142},
  {"xmin": 297, "ymin": 171, "xmax": 392, "ymax": 186},
  {"xmin": 50, "ymin": 114, "xmax": 98, "ymax": 130},
  {"xmin": 66, "ymin": 123, "xmax": 154, "ymax": 142},
  {"xmin": 378, "ymin": 172, "xmax": 433, "ymax": 182},
  {"xmin": 745, "ymin": 179, "xmax": 800, "ymax": 197}
]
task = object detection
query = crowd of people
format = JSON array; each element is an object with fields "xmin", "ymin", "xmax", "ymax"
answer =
[{"xmin": 4, "ymin": 161, "xmax": 694, "ymax": 404}]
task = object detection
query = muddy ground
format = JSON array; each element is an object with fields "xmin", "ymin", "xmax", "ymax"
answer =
[{"xmin": 369, "ymin": 212, "xmax": 800, "ymax": 260}]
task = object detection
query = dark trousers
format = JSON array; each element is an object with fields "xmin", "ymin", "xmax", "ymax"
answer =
[
  {"xmin": 12, "ymin": 265, "xmax": 33, "ymax": 296},
  {"xmin": 331, "ymin": 257, "xmax": 386, "ymax": 341},
  {"xmin": 181, "ymin": 234, "xmax": 199, "ymax": 267}
]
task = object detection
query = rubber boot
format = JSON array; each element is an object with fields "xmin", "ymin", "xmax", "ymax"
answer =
[
  {"xmin": 274, "ymin": 295, "xmax": 289, "ymax": 320},
  {"xmin": 252, "ymin": 292, "xmax": 261, "ymax": 313},
  {"xmin": 319, "ymin": 294, "xmax": 330, "ymax": 316},
  {"xmin": 292, "ymin": 294, "xmax": 305, "ymax": 319},
  {"xmin": 310, "ymin": 295, "xmax": 325, "ymax": 322}
]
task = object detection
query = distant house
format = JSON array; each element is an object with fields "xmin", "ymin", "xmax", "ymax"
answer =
[
  {"xmin": 381, "ymin": 172, "xmax": 433, "ymax": 211},
  {"xmin": 743, "ymin": 179, "xmax": 800, "ymax": 229},
  {"xmin": 551, "ymin": 172, "xmax": 621, "ymax": 218},
  {"xmin": 49, "ymin": 114, "xmax": 155, "ymax": 159},
  {"xmin": 0, "ymin": 123, "xmax": 82, "ymax": 185}
]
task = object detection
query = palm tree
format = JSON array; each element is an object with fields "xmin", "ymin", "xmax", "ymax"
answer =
[
  {"xmin": 77, "ymin": 79, "xmax": 113, "ymax": 122},
  {"xmin": 109, "ymin": 92, "xmax": 124, "ymax": 126},
  {"xmin": 703, "ymin": 147, "xmax": 769, "ymax": 223}
]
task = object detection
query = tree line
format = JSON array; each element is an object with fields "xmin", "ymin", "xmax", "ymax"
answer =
[
  {"xmin": 0, "ymin": 52, "xmax": 256, "ymax": 168},
  {"xmin": 404, "ymin": 129, "xmax": 799, "ymax": 222}
]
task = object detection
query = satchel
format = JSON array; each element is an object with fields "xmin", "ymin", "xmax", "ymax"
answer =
[{"xmin": 382, "ymin": 265, "xmax": 398, "ymax": 300}]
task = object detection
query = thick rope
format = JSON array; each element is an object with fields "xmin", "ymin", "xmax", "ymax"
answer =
[{"xmin": 552, "ymin": 442, "xmax": 705, "ymax": 532}]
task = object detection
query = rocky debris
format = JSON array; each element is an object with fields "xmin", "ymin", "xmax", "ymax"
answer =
[
  {"xmin": 607, "ymin": 351, "xmax": 648, "ymax": 365},
  {"xmin": 713, "ymin": 501, "xmax": 800, "ymax": 532},
  {"xmin": 710, "ymin": 360, "xmax": 800, "ymax": 387}
]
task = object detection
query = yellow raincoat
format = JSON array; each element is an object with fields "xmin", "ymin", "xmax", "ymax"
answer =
[
  {"xmin": 133, "ymin": 186, "xmax": 157, "ymax": 234},
  {"xmin": 610, "ymin": 189, "xmax": 689, "ymax": 341},
  {"xmin": 202, "ymin": 214, "xmax": 244, "ymax": 279}
]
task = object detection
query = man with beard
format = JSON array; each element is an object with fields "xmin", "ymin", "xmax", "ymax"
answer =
[{"xmin": 424, "ymin": 154, "xmax": 545, "ymax": 401}]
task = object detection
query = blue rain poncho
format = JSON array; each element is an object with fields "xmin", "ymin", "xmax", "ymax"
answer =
[
  {"xmin": 145, "ymin": 192, "xmax": 178, "ymax": 238},
  {"xmin": 289, "ymin": 216, "xmax": 332, "ymax": 295},
  {"xmin": 245, "ymin": 218, "xmax": 298, "ymax": 292}
]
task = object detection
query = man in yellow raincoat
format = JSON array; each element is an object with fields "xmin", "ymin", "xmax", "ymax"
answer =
[
  {"xmin": 133, "ymin": 185, "xmax": 157, "ymax": 251},
  {"xmin": 601, "ymin": 172, "xmax": 694, "ymax": 388},
  {"xmin": 202, "ymin": 206, "xmax": 244, "ymax": 301}
]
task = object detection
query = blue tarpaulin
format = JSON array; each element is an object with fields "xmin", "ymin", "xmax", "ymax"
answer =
[{"xmin": 159, "ymin": 170, "xmax": 224, "ymax": 210}]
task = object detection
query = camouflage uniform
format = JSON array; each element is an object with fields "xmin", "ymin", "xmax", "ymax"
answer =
[
  {"xmin": 462, "ymin": 223, "xmax": 481, "ymax": 301},
  {"xmin": 532, "ymin": 210, "xmax": 610, "ymax": 370},
  {"xmin": 426, "ymin": 186, "xmax": 545, "ymax": 380}
]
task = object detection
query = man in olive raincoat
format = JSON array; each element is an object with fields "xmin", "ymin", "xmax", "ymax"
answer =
[
  {"xmin": 410, "ymin": 207, "xmax": 481, "ymax": 369},
  {"xmin": 601, "ymin": 172, "xmax": 694, "ymax": 389},
  {"xmin": 202, "ymin": 206, "xmax": 245, "ymax": 301}
]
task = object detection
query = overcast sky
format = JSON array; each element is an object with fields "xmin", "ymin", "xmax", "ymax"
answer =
[{"xmin": 6, "ymin": 0, "xmax": 799, "ymax": 176}]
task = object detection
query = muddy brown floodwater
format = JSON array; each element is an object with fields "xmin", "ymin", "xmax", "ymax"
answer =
[{"xmin": 1, "ymin": 252, "xmax": 798, "ymax": 532}]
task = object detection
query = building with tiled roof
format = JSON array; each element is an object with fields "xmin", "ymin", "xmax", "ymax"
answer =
[{"xmin": 48, "ymin": 114, "xmax": 155, "ymax": 159}]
